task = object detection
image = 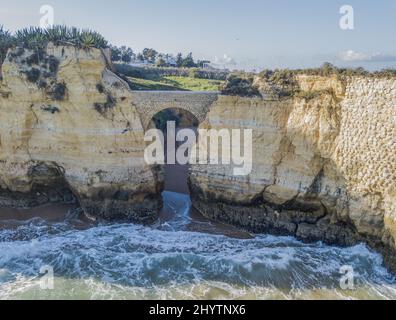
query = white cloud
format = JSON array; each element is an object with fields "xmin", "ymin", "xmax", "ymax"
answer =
[
  {"xmin": 340, "ymin": 50, "xmax": 369, "ymax": 62},
  {"xmin": 340, "ymin": 50, "xmax": 396, "ymax": 62},
  {"xmin": 211, "ymin": 54, "xmax": 237, "ymax": 68}
]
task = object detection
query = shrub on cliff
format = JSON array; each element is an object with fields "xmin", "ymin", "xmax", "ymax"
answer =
[
  {"xmin": 372, "ymin": 69, "xmax": 396, "ymax": 78},
  {"xmin": 14, "ymin": 26, "xmax": 108, "ymax": 50},
  {"xmin": 259, "ymin": 63, "xmax": 394, "ymax": 81},
  {"xmin": 0, "ymin": 25, "xmax": 14, "ymax": 67},
  {"xmin": 258, "ymin": 69, "xmax": 299, "ymax": 97},
  {"xmin": 94, "ymin": 94, "xmax": 117, "ymax": 116},
  {"xmin": 48, "ymin": 55, "xmax": 60, "ymax": 73},
  {"xmin": 292, "ymin": 63, "xmax": 370, "ymax": 78},
  {"xmin": 24, "ymin": 68, "xmax": 41, "ymax": 83},
  {"xmin": 41, "ymin": 105, "xmax": 60, "ymax": 114},
  {"xmin": 220, "ymin": 73, "xmax": 261, "ymax": 97},
  {"xmin": 49, "ymin": 82, "xmax": 67, "ymax": 101},
  {"xmin": 294, "ymin": 89, "xmax": 337, "ymax": 101}
]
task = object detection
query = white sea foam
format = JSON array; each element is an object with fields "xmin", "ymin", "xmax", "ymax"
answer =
[{"xmin": 0, "ymin": 192, "xmax": 395, "ymax": 300}]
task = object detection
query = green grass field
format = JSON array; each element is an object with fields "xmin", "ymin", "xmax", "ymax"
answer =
[{"xmin": 127, "ymin": 76, "xmax": 223, "ymax": 92}]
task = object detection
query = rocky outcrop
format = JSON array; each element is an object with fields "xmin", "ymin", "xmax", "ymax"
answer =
[
  {"xmin": 190, "ymin": 75, "xmax": 396, "ymax": 270},
  {"xmin": 0, "ymin": 44, "xmax": 162, "ymax": 223}
]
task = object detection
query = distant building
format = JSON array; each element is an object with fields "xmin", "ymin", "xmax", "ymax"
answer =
[
  {"xmin": 129, "ymin": 60, "xmax": 150, "ymax": 67},
  {"xmin": 165, "ymin": 55, "xmax": 177, "ymax": 67}
]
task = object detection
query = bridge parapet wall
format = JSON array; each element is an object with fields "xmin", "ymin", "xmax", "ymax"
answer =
[{"xmin": 131, "ymin": 91, "xmax": 219, "ymax": 129}]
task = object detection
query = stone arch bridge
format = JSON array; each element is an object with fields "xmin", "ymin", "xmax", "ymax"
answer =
[{"xmin": 131, "ymin": 91, "xmax": 219, "ymax": 129}]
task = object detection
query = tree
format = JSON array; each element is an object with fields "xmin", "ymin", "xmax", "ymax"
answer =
[
  {"xmin": 121, "ymin": 46, "xmax": 133, "ymax": 63},
  {"xmin": 182, "ymin": 52, "xmax": 197, "ymax": 68},
  {"xmin": 137, "ymin": 53, "xmax": 144, "ymax": 62},
  {"xmin": 111, "ymin": 46, "xmax": 133, "ymax": 63},
  {"xmin": 142, "ymin": 48, "xmax": 158, "ymax": 63},
  {"xmin": 111, "ymin": 46, "xmax": 122, "ymax": 61},
  {"xmin": 156, "ymin": 56, "xmax": 166, "ymax": 67},
  {"xmin": 176, "ymin": 53, "xmax": 183, "ymax": 68},
  {"xmin": 321, "ymin": 62, "xmax": 336, "ymax": 76}
]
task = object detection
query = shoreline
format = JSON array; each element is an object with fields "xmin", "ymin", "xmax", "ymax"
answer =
[{"xmin": 0, "ymin": 162, "xmax": 394, "ymax": 272}]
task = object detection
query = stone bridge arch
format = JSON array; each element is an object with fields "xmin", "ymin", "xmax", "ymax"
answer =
[{"xmin": 132, "ymin": 91, "xmax": 219, "ymax": 130}]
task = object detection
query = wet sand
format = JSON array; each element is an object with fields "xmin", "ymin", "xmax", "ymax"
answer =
[
  {"xmin": 0, "ymin": 203, "xmax": 76, "ymax": 222},
  {"xmin": 0, "ymin": 203, "xmax": 94, "ymax": 230}
]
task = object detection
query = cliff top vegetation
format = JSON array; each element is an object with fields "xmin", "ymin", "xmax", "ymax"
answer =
[
  {"xmin": 0, "ymin": 26, "xmax": 13, "ymax": 67},
  {"xmin": 0, "ymin": 25, "xmax": 109, "ymax": 67},
  {"xmin": 221, "ymin": 63, "xmax": 396, "ymax": 98},
  {"xmin": 1, "ymin": 25, "xmax": 395, "ymax": 95}
]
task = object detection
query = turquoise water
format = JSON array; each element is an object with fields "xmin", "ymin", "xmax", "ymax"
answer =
[{"xmin": 0, "ymin": 192, "xmax": 395, "ymax": 300}]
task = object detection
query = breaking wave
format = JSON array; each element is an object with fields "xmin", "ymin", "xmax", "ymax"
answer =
[{"xmin": 0, "ymin": 192, "xmax": 395, "ymax": 300}]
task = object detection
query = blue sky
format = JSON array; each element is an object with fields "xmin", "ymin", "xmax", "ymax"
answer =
[{"xmin": 1, "ymin": 0, "xmax": 395, "ymax": 71}]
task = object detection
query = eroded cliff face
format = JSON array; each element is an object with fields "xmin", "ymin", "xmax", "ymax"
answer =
[
  {"xmin": 0, "ymin": 45, "xmax": 395, "ymax": 270},
  {"xmin": 190, "ymin": 75, "xmax": 396, "ymax": 268},
  {"xmin": 0, "ymin": 44, "xmax": 162, "ymax": 222}
]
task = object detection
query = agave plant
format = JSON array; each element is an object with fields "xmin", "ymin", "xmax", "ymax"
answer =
[
  {"xmin": 15, "ymin": 27, "xmax": 47, "ymax": 50},
  {"xmin": 13, "ymin": 25, "xmax": 109, "ymax": 50},
  {"xmin": 44, "ymin": 25, "xmax": 70, "ymax": 45},
  {"xmin": 68, "ymin": 27, "xmax": 81, "ymax": 45},
  {"xmin": 0, "ymin": 25, "xmax": 15, "ymax": 65},
  {"xmin": 79, "ymin": 31, "xmax": 95, "ymax": 49},
  {"xmin": 2, "ymin": 24, "xmax": 110, "ymax": 65},
  {"xmin": 90, "ymin": 31, "xmax": 108, "ymax": 49},
  {"xmin": 78, "ymin": 29, "xmax": 108, "ymax": 49}
]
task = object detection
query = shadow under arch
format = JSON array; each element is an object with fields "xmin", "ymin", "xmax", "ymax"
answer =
[{"xmin": 147, "ymin": 107, "xmax": 200, "ymax": 195}]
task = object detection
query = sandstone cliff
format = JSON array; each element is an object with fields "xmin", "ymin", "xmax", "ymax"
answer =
[
  {"xmin": 0, "ymin": 44, "xmax": 162, "ymax": 222},
  {"xmin": 190, "ymin": 74, "xmax": 396, "ymax": 269}
]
